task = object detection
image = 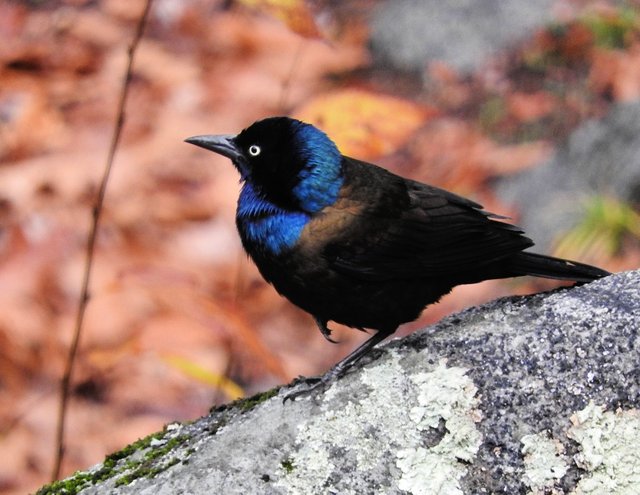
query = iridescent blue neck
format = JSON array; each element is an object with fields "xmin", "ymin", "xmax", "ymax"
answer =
[
  {"xmin": 237, "ymin": 182, "xmax": 310, "ymax": 255},
  {"xmin": 291, "ymin": 123, "xmax": 343, "ymax": 213},
  {"xmin": 235, "ymin": 121, "xmax": 344, "ymax": 255}
]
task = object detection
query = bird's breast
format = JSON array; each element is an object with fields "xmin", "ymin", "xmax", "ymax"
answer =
[
  {"xmin": 236, "ymin": 210, "xmax": 310, "ymax": 256},
  {"xmin": 236, "ymin": 181, "xmax": 311, "ymax": 256}
]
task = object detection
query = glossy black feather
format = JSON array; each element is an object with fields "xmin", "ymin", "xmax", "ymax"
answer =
[
  {"xmin": 186, "ymin": 117, "xmax": 611, "ymax": 396},
  {"xmin": 328, "ymin": 157, "xmax": 533, "ymax": 281}
]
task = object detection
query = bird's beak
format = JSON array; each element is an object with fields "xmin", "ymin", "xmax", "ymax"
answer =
[{"xmin": 184, "ymin": 134, "xmax": 243, "ymax": 163}]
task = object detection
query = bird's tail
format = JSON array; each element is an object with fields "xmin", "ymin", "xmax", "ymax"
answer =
[{"xmin": 509, "ymin": 252, "xmax": 610, "ymax": 283}]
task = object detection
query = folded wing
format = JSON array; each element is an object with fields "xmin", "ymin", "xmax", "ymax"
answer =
[{"xmin": 327, "ymin": 157, "xmax": 533, "ymax": 281}]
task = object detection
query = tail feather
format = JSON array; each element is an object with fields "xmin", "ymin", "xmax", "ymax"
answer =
[{"xmin": 509, "ymin": 252, "xmax": 610, "ymax": 283}]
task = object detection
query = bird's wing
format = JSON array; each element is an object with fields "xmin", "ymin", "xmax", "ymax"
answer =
[{"xmin": 326, "ymin": 158, "xmax": 534, "ymax": 281}]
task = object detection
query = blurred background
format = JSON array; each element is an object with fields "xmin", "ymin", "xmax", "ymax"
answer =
[{"xmin": 1, "ymin": 0, "xmax": 640, "ymax": 492}]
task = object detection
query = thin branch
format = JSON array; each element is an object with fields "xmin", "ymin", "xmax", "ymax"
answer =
[{"xmin": 51, "ymin": 0, "xmax": 154, "ymax": 481}]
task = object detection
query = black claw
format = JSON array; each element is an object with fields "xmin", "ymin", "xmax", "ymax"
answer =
[
  {"xmin": 283, "ymin": 380, "xmax": 325, "ymax": 402},
  {"xmin": 282, "ymin": 375, "xmax": 323, "ymax": 402}
]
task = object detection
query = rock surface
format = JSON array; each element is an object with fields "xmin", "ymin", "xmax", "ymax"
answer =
[
  {"xmin": 370, "ymin": 0, "xmax": 554, "ymax": 73},
  {"xmin": 41, "ymin": 270, "xmax": 640, "ymax": 494}
]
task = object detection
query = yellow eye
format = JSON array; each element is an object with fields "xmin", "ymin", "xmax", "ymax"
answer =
[{"xmin": 248, "ymin": 145, "xmax": 261, "ymax": 157}]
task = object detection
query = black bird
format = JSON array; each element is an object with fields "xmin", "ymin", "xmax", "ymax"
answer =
[{"xmin": 186, "ymin": 117, "xmax": 610, "ymax": 395}]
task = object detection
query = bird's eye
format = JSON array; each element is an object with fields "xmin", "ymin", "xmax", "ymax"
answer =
[{"xmin": 248, "ymin": 145, "xmax": 261, "ymax": 157}]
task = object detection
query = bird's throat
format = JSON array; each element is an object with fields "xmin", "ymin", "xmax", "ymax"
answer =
[{"xmin": 236, "ymin": 181, "xmax": 310, "ymax": 255}]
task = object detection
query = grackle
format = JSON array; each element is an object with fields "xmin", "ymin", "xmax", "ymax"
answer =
[{"xmin": 186, "ymin": 117, "xmax": 610, "ymax": 397}]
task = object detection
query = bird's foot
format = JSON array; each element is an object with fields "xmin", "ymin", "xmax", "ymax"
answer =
[
  {"xmin": 288, "ymin": 375, "xmax": 320, "ymax": 388},
  {"xmin": 283, "ymin": 330, "xmax": 394, "ymax": 402},
  {"xmin": 283, "ymin": 378, "xmax": 324, "ymax": 402},
  {"xmin": 283, "ymin": 367, "xmax": 344, "ymax": 402}
]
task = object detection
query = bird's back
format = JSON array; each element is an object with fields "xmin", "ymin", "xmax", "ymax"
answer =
[{"xmin": 241, "ymin": 157, "xmax": 533, "ymax": 330}]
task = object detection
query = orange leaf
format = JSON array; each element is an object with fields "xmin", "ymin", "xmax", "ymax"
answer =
[
  {"xmin": 236, "ymin": 0, "xmax": 323, "ymax": 39},
  {"xmin": 295, "ymin": 89, "xmax": 437, "ymax": 158}
]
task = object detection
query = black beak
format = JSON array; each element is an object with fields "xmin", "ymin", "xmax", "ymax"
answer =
[{"xmin": 184, "ymin": 134, "xmax": 243, "ymax": 163}]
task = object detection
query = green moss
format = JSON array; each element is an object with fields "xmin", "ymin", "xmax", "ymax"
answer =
[
  {"xmin": 35, "ymin": 430, "xmax": 190, "ymax": 494},
  {"xmin": 110, "ymin": 431, "xmax": 167, "ymax": 461},
  {"xmin": 35, "ymin": 472, "xmax": 95, "ymax": 495},
  {"xmin": 281, "ymin": 458, "xmax": 295, "ymax": 474},
  {"xmin": 236, "ymin": 386, "xmax": 281, "ymax": 411},
  {"xmin": 114, "ymin": 457, "xmax": 181, "ymax": 487},
  {"xmin": 112, "ymin": 434, "xmax": 189, "ymax": 487},
  {"xmin": 38, "ymin": 387, "xmax": 281, "ymax": 493},
  {"xmin": 209, "ymin": 385, "xmax": 280, "ymax": 415}
]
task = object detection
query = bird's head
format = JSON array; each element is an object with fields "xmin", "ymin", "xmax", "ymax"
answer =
[{"xmin": 186, "ymin": 117, "xmax": 343, "ymax": 213}]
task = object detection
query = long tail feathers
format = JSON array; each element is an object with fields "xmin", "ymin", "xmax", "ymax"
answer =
[{"xmin": 509, "ymin": 252, "xmax": 610, "ymax": 283}]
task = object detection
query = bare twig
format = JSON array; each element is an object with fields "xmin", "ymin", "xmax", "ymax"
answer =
[{"xmin": 51, "ymin": 0, "xmax": 154, "ymax": 481}]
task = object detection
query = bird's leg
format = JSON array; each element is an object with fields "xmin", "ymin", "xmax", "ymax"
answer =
[
  {"xmin": 322, "ymin": 329, "xmax": 392, "ymax": 382},
  {"xmin": 284, "ymin": 328, "xmax": 394, "ymax": 401},
  {"xmin": 315, "ymin": 317, "xmax": 338, "ymax": 343}
]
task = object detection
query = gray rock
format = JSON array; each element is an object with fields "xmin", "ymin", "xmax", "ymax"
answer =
[
  {"xmin": 370, "ymin": 0, "xmax": 554, "ymax": 73},
  {"xmin": 44, "ymin": 270, "xmax": 639, "ymax": 494},
  {"xmin": 497, "ymin": 101, "xmax": 640, "ymax": 250}
]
